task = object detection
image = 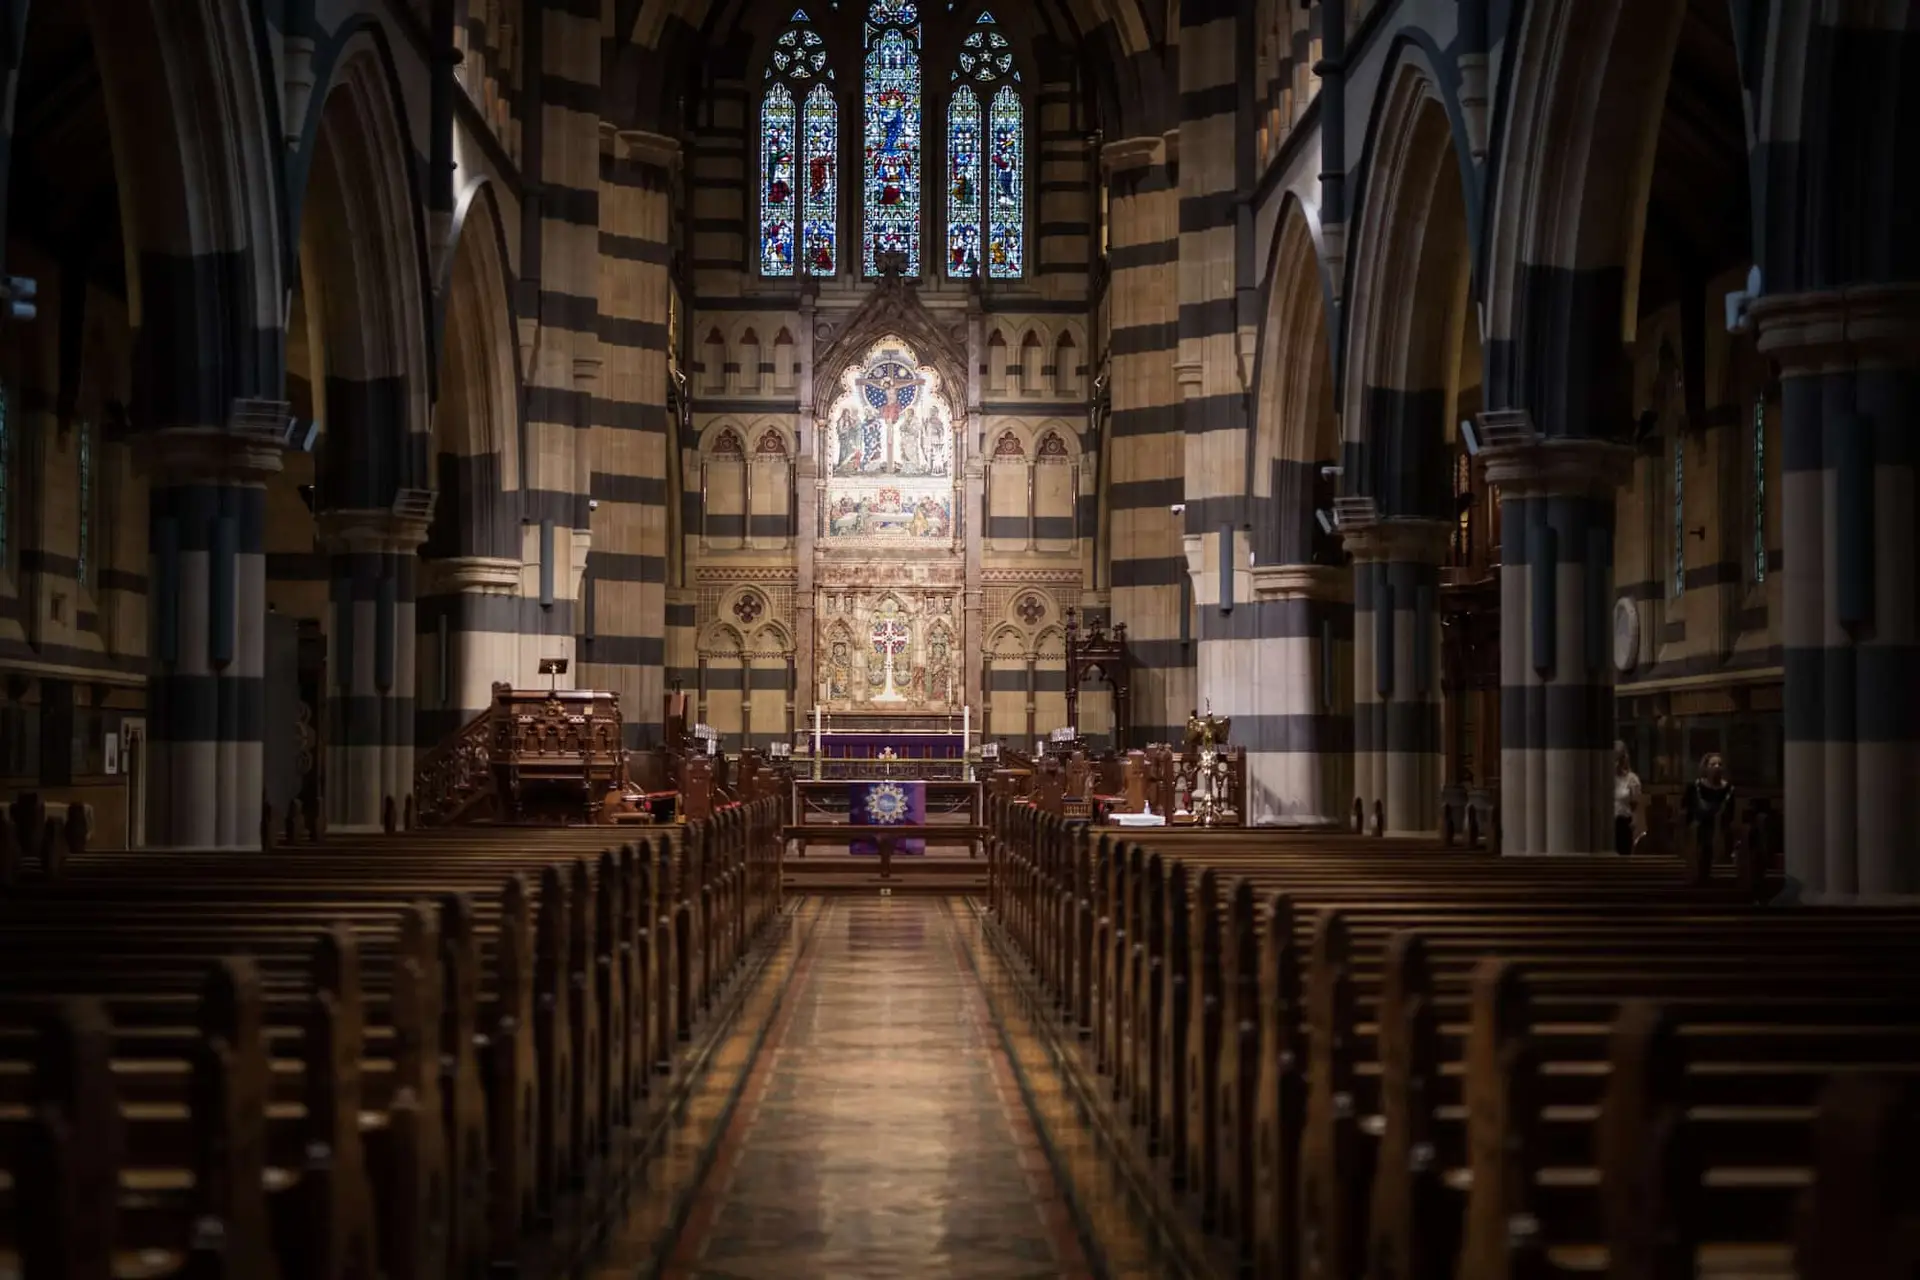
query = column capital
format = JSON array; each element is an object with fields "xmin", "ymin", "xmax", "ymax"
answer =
[
  {"xmin": 1749, "ymin": 283, "xmax": 1920, "ymax": 375},
  {"xmin": 138, "ymin": 399, "xmax": 290, "ymax": 485},
  {"xmin": 427, "ymin": 556, "xmax": 522, "ymax": 595},
  {"xmin": 1337, "ymin": 517, "xmax": 1451, "ymax": 564},
  {"xmin": 318, "ymin": 507, "xmax": 434, "ymax": 554},
  {"xmin": 1250, "ymin": 563, "xmax": 1352, "ymax": 602},
  {"xmin": 617, "ymin": 129, "xmax": 682, "ymax": 177},
  {"xmin": 1478, "ymin": 436, "xmax": 1634, "ymax": 499},
  {"xmin": 1100, "ymin": 135, "xmax": 1164, "ymax": 175}
]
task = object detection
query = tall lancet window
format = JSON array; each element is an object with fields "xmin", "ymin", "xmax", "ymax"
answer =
[
  {"xmin": 986, "ymin": 85, "xmax": 1023, "ymax": 276},
  {"xmin": 1672, "ymin": 434, "xmax": 1686, "ymax": 598},
  {"xmin": 863, "ymin": 0, "xmax": 922, "ymax": 273},
  {"xmin": 1751, "ymin": 398, "xmax": 1767, "ymax": 585},
  {"xmin": 946, "ymin": 12, "xmax": 1022, "ymax": 278},
  {"xmin": 76, "ymin": 420, "xmax": 93, "ymax": 585},
  {"xmin": 946, "ymin": 87, "xmax": 983, "ymax": 275},
  {"xmin": 761, "ymin": 10, "xmax": 838, "ymax": 276}
]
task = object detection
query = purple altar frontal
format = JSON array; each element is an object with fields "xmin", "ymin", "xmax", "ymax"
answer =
[
  {"xmin": 821, "ymin": 733, "xmax": 964, "ymax": 760},
  {"xmin": 849, "ymin": 780, "xmax": 927, "ymax": 855}
]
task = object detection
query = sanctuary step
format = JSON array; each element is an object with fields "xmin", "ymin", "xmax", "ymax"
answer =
[{"xmin": 782, "ymin": 850, "xmax": 988, "ymax": 894}]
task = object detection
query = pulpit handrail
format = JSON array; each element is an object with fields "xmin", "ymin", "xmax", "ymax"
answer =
[{"xmin": 414, "ymin": 705, "xmax": 497, "ymax": 827}]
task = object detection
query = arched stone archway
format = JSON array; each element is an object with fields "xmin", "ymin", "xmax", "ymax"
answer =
[
  {"xmin": 0, "ymin": 0, "xmax": 286, "ymax": 848},
  {"xmin": 1339, "ymin": 63, "xmax": 1475, "ymax": 838},
  {"xmin": 416, "ymin": 185, "xmax": 527, "ymax": 747},
  {"xmin": 1240, "ymin": 199, "xmax": 1351, "ymax": 826},
  {"xmin": 289, "ymin": 36, "xmax": 435, "ymax": 833}
]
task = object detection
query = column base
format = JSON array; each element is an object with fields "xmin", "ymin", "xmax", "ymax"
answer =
[{"xmin": 1791, "ymin": 888, "xmax": 1920, "ymax": 907}]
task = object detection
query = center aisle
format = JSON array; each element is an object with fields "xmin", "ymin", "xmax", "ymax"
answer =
[{"xmin": 660, "ymin": 897, "xmax": 1094, "ymax": 1279}]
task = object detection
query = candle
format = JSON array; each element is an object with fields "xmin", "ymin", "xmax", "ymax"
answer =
[
  {"xmin": 962, "ymin": 704, "xmax": 970, "ymax": 751},
  {"xmin": 813, "ymin": 705, "xmax": 822, "ymax": 757}
]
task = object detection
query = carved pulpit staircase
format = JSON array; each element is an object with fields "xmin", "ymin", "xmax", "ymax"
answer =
[{"xmin": 413, "ymin": 707, "xmax": 497, "ymax": 825}]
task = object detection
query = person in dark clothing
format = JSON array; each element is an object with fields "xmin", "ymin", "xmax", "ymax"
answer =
[{"xmin": 1683, "ymin": 752, "xmax": 1735, "ymax": 862}]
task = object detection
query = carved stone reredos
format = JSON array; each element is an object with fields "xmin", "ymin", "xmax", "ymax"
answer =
[{"xmin": 811, "ymin": 270, "xmax": 968, "ymax": 430}]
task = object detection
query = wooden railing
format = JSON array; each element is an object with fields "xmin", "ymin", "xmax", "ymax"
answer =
[
  {"xmin": 1021, "ymin": 745, "xmax": 1248, "ymax": 825},
  {"xmin": 414, "ymin": 706, "xmax": 498, "ymax": 826}
]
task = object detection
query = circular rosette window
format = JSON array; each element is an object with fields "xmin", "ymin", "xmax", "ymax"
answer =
[{"xmin": 867, "ymin": 782, "xmax": 911, "ymax": 824}]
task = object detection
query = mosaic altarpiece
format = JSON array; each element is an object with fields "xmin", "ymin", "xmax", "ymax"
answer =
[{"xmin": 810, "ymin": 333, "xmax": 967, "ymax": 710}]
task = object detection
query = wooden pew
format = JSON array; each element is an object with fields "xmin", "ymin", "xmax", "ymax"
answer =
[
  {"xmin": 984, "ymin": 798, "xmax": 1920, "ymax": 1280},
  {"xmin": 0, "ymin": 798, "xmax": 784, "ymax": 1278}
]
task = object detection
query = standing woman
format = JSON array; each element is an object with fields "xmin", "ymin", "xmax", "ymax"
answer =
[
  {"xmin": 1684, "ymin": 752, "xmax": 1736, "ymax": 862},
  {"xmin": 1613, "ymin": 742, "xmax": 1643, "ymax": 856}
]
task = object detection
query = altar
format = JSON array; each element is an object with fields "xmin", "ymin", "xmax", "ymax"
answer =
[
  {"xmin": 785, "ymin": 777, "xmax": 987, "ymax": 870},
  {"xmin": 808, "ymin": 708, "xmax": 970, "ymax": 779}
]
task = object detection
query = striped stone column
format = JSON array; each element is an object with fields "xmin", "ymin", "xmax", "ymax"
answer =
[
  {"xmin": 417, "ymin": 556, "xmax": 524, "ymax": 743},
  {"xmin": 1033, "ymin": 77, "xmax": 1091, "ymax": 286},
  {"xmin": 1480, "ymin": 437, "xmax": 1633, "ymax": 856},
  {"xmin": 1752, "ymin": 286, "xmax": 1920, "ymax": 900},
  {"xmin": 1340, "ymin": 519, "xmax": 1447, "ymax": 836},
  {"xmin": 322, "ymin": 510, "xmax": 431, "ymax": 831},
  {"xmin": 584, "ymin": 128, "xmax": 678, "ymax": 748},
  {"xmin": 1245, "ymin": 565, "xmax": 1352, "ymax": 825},
  {"xmin": 1102, "ymin": 135, "xmax": 1191, "ymax": 742},
  {"xmin": 143, "ymin": 419, "xmax": 286, "ymax": 849}
]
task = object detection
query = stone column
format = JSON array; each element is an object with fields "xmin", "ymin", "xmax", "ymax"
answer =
[
  {"xmin": 1100, "ymin": 134, "xmax": 1188, "ymax": 742},
  {"xmin": 322, "ymin": 509, "xmax": 432, "ymax": 831},
  {"xmin": 1479, "ymin": 435, "xmax": 1634, "ymax": 855},
  {"xmin": 794, "ymin": 287, "xmax": 819, "ymax": 724},
  {"xmin": 142, "ymin": 412, "xmax": 287, "ymax": 848},
  {"xmin": 421, "ymin": 555, "xmax": 523, "ymax": 740},
  {"xmin": 1341, "ymin": 518, "xmax": 1448, "ymax": 835},
  {"xmin": 1246, "ymin": 564, "xmax": 1351, "ymax": 825},
  {"xmin": 964, "ymin": 452, "xmax": 987, "ymax": 718},
  {"xmin": 1751, "ymin": 285, "xmax": 1920, "ymax": 900}
]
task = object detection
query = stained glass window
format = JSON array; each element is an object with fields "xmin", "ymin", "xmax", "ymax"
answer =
[
  {"xmin": 946, "ymin": 87, "xmax": 982, "ymax": 276},
  {"xmin": 986, "ymin": 84, "xmax": 1023, "ymax": 277},
  {"xmin": 760, "ymin": 84, "xmax": 798, "ymax": 275},
  {"xmin": 863, "ymin": 0, "xmax": 921, "ymax": 274},
  {"xmin": 762, "ymin": 10, "xmax": 836, "ymax": 277},
  {"xmin": 1672, "ymin": 433, "xmax": 1685, "ymax": 598},
  {"xmin": 1752, "ymin": 398, "xmax": 1767, "ymax": 585},
  {"xmin": 76, "ymin": 420, "xmax": 92, "ymax": 586},
  {"xmin": 945, "ymin": 13, "xmax": 1022, "ymax": 278},
  {"xmin": 801, "ymin": 84, "xmax": 838, "ymax": 274},
  {"xmin": 956, "ymin": 14, "xmax": 1017, "ymax": 83}
]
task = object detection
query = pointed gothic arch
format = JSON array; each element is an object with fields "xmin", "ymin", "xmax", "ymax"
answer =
[{"xmin": 810, "ymin": 275, "xmax": 969, "ymax": 429}]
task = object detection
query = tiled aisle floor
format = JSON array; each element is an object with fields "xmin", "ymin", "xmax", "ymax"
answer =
[{"xmin": 661, "ymin": 897, "xmax": 1095, "ymax": 1279}]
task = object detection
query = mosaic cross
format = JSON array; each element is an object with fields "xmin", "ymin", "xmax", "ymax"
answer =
[
  {"xmin": 858, "ymin": 360, "xmax": 922, "ymax": 426},
  {"xmin": 872, "ymin": 617, "xmax": 910, "ymax": 700}
]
